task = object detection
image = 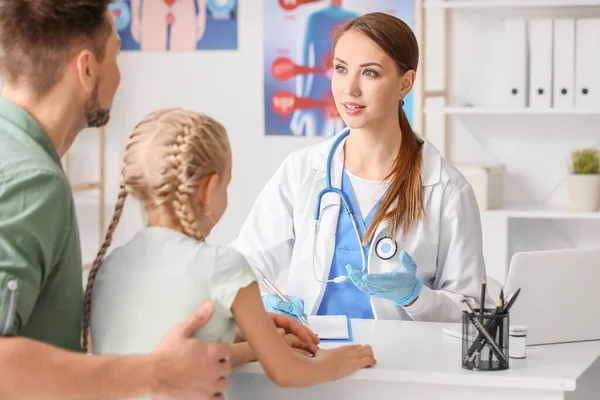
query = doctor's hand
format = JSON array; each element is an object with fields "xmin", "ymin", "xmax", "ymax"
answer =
[
  {"xmin": 262, "ymin": 293, "xmax": 308, "ymax": 324},
  {"xmin": 345, "ymin": 251, "xmax": 424, "ymax": 307}
]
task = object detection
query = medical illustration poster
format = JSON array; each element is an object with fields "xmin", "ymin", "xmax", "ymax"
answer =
[
  {"xmin": 109, "ymin": 0, "xmax": 237, "ymax": 51},
  {"xmin": 264, "ymin": 0, "xmax": 415, "ymax": 136}
]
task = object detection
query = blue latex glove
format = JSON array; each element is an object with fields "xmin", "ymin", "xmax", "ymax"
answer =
[
  {"xmin": 345, "ymin": 251, "xmax": 423, "ymax": 306},
  {"xmin": 262, "ymin": 293, "xmax": 308, "ymax": 323}
]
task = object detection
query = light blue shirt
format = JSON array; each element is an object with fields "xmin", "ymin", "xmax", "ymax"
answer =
[
  {"xmin": 90, "ymin": 227, "xmax": 257, "ymax": 355},
  {"xmin": 317, "ymin": 168, "xmax": 379, "ymax": 319}
]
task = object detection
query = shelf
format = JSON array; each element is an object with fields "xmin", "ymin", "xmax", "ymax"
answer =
[
  {"xmin": 423, "ymin": 0, "xmax": 600, "ymax": 9},
  {"xmin": 482, "ymin": 205, "xmax": 600, "ymax": 220},
  {"xmin": 424, "ymin": 107, "xmax": 600, "ymax": 115},
  {"xmin": 71, "ymin": 181, "xmax": 101, "ymax": 192}
]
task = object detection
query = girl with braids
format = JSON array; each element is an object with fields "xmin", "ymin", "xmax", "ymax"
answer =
[{"xmin": 85, "ymin": 108, "xmax": 376, "ymax": 388}]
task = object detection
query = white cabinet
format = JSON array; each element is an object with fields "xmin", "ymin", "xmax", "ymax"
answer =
[{"xmin": 418, "ymin": 0, "xmax": 600, "ymax": 283}]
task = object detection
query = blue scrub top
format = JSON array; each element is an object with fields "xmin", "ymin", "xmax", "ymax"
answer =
[{"xmin": 316, "ymin": 168, "xmax": 382, "ymax": 319}]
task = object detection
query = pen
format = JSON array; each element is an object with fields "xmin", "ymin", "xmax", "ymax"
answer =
[
  {"xmin": 461, "ymin": 300, "xmax": 509, "ymax": 367},
  {"xmin": 467, "ymin": 287, "xmax": 520, "ymax": 361},
  {"xmin": 262, "ymin": 276, "xmax": 310, "ymax": 326}
]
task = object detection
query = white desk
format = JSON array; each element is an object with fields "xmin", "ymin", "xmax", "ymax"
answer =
[{"xmin": 228, "ymin": 319, "xmax": 600, "ymax": 400}]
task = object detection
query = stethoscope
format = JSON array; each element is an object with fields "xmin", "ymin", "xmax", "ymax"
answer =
[{"xmin": 312, "ymin": 128, "xmax": 399, "ymax": 284}]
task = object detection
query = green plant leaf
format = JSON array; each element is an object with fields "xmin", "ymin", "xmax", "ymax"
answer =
[{"xmin": 572, "ymin": 149, "xmax": 600, "ymax": 174}]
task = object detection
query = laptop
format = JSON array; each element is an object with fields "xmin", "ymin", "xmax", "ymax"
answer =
[{"xmin": 504, "ymin": 248, "xmax": 600, "ymax": 345}]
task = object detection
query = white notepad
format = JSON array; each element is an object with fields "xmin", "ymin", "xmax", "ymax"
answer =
[{"xmin": 307, "ymin": 315, "xmax": 349, "ymax": 340}]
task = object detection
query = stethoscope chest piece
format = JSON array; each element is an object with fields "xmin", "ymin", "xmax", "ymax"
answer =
[{"xmin": 375, "ymin": 237, "xmax": 398, "ymax": 260}]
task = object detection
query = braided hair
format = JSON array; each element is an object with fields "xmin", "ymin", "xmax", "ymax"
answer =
[{"xmin": 81, "ymin": 109, "xmax": 230, "ymax": 352}]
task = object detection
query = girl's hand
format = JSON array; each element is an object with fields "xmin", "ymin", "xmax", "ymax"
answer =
[
  {"xmin": 234, "ymin": 312, "xmax": 320, "ymax": 355},
  {"xmin": 312, "ymin": 345, "xmax": 376, "ymax": 381}
]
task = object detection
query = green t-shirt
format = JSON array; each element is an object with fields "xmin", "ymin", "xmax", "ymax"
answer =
[{"xmin": 0, "ymin": 97, "xmax": 83, "ymax": 351}]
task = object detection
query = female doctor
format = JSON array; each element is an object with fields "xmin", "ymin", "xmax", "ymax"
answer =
[{"xmin": 233, "ymin": 12, "xmax": 490, "ymax": 323}]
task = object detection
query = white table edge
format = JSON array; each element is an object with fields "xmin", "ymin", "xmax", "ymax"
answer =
[{"xmin": 233, "ymin": 363, "xmax": 577, "ymax": 392}]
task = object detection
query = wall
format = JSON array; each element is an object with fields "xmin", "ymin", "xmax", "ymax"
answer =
[
  {"xmin": 71, "ymin": 2, "xmax": 328, "ymax": 265},
  {"xmin": 68, "ymin": 1, "xmax": 600, "ymax": 280}
]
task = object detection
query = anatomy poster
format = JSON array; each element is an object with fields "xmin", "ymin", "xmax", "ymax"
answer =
[
  {"xmin": 264, "ymin": 0, "xmax": 415, "ymax": 136},
  {"xmin": 109, "ymin": 0, "xmax": 237, "ymax": 51}
]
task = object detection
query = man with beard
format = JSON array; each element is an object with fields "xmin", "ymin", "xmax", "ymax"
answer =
[{"xmin": 0, "ymin": 1, "xmax": 319, "ymax": 399}]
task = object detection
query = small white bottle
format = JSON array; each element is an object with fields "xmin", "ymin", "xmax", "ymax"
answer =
[{"xmin": 509, "ymin": 325, "xmax": 527, "ymax": 359}]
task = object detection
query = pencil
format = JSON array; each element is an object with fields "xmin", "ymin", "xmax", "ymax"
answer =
[
  {"xmin": 501, "ymin": 288, "xmax": 521, "ymax": 314},
  {"xmin": 466, "ymin": 293, "xmax": 502, "ymax": 362},
  {"xmin": 480, "ymin": 277, "xmax": 487, "ymax": 323},
  {"xmin": 466, "ymin": 287, "xmax": 512, "ymax": 361},
  {"xmin": 461, "ymin": 300, "xmax": 509, "ymax": 366},
  {"xmin": 497, "ymin": 289, "xmax": 505, "ymax": 352}
]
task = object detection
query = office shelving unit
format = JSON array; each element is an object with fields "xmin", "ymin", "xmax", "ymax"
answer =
[
  {"xmin": 423, "ymin": 0, "xmax": 600, "ymax": 9},
  {"xmin": 416, "ymin": 0, "xmax": 600, "ymax": 281},
  {"xmin": 417, "ymin": 0, "xmax": 600, "ymax": 139},
  {"xmin": 424, "ymin": 107, "xmax": 600, "ymax": 115},
  {"xmin": 62, "ymin": 126, "xmax": 106, "ymax": 271},
  {"xmin": 482, "ymin": 205, "xmax": 600, "ymax": 220}
]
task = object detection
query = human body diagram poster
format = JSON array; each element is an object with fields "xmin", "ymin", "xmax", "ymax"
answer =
[
  {"xmin": 109, "ymin": 0, "xmax": 237, "ymax": 51},
  {"xmin": 264, "ymin": 0, "xmax": 415, "ymax": 136}
]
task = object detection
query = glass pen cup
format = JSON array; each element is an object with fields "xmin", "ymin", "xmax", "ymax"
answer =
[{"xmin": 461, "ymin": 309, "xmax": 510, "ymax": 371}]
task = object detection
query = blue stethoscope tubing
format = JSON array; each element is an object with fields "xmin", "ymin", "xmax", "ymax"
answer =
[
  {"xmin": 312, "ymin": 129, "xmax": 399, "ymax": 284},
  {"xmin": 314, "ymin": 128, "xmax": 355, "ymax": 220},
  {"xmin": 312, "ymin": 129, "xmax": 367, "ymax": 284}
]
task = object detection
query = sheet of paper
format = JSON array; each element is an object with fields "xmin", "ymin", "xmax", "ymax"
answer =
[{"xmin": 307, "ymin": 315, "xmax": 349, "ymax": 340}]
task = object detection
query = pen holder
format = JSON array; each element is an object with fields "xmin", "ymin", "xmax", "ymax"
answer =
[{"xmin": 462, "ymin": 309, "xmax": 509, "ymax": 371}]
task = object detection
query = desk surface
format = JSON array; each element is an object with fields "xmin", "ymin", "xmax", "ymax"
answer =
[{"xmin": 235, "ymin": 319, "xmax": 600, "ymax": 392}]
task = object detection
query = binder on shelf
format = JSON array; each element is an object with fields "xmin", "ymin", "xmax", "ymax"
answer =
[
  {"xmin": 528, "ymin": 19, "xmax": 553, "ymax": 109},
  {"xmin": 575, "ymin": 18, "xmax": 600, "ymax": 109},
  {"xmin": 503, "ymin": 19, "xmax": 528, "ymax": 108},
  {"xmin": 553, "ymin": 19, "xmax": 575, "ymax": 109}
]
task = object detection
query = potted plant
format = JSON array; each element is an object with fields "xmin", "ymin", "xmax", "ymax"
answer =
[{"xmin": 569, "ymin": 148, "xmax": 600, "ymax": 212}]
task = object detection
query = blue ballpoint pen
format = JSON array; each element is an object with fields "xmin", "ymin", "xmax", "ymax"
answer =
[{"xmin": 262, "ymin": 276, "xmax": 310, "ymax": 326}]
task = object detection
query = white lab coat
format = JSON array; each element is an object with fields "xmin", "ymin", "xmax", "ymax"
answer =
[{"xmin": 233, "ymin": 130, "xmax": 490, "ymax": 322}]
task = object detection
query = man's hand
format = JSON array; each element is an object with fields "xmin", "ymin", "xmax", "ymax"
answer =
[
  {"xmin": 235, "ymin": 312, "xmax": 320, "ymax": 355},
  {"xmin": 152, "ymin": 303, "xmax": 232, "ymax": 400}
]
